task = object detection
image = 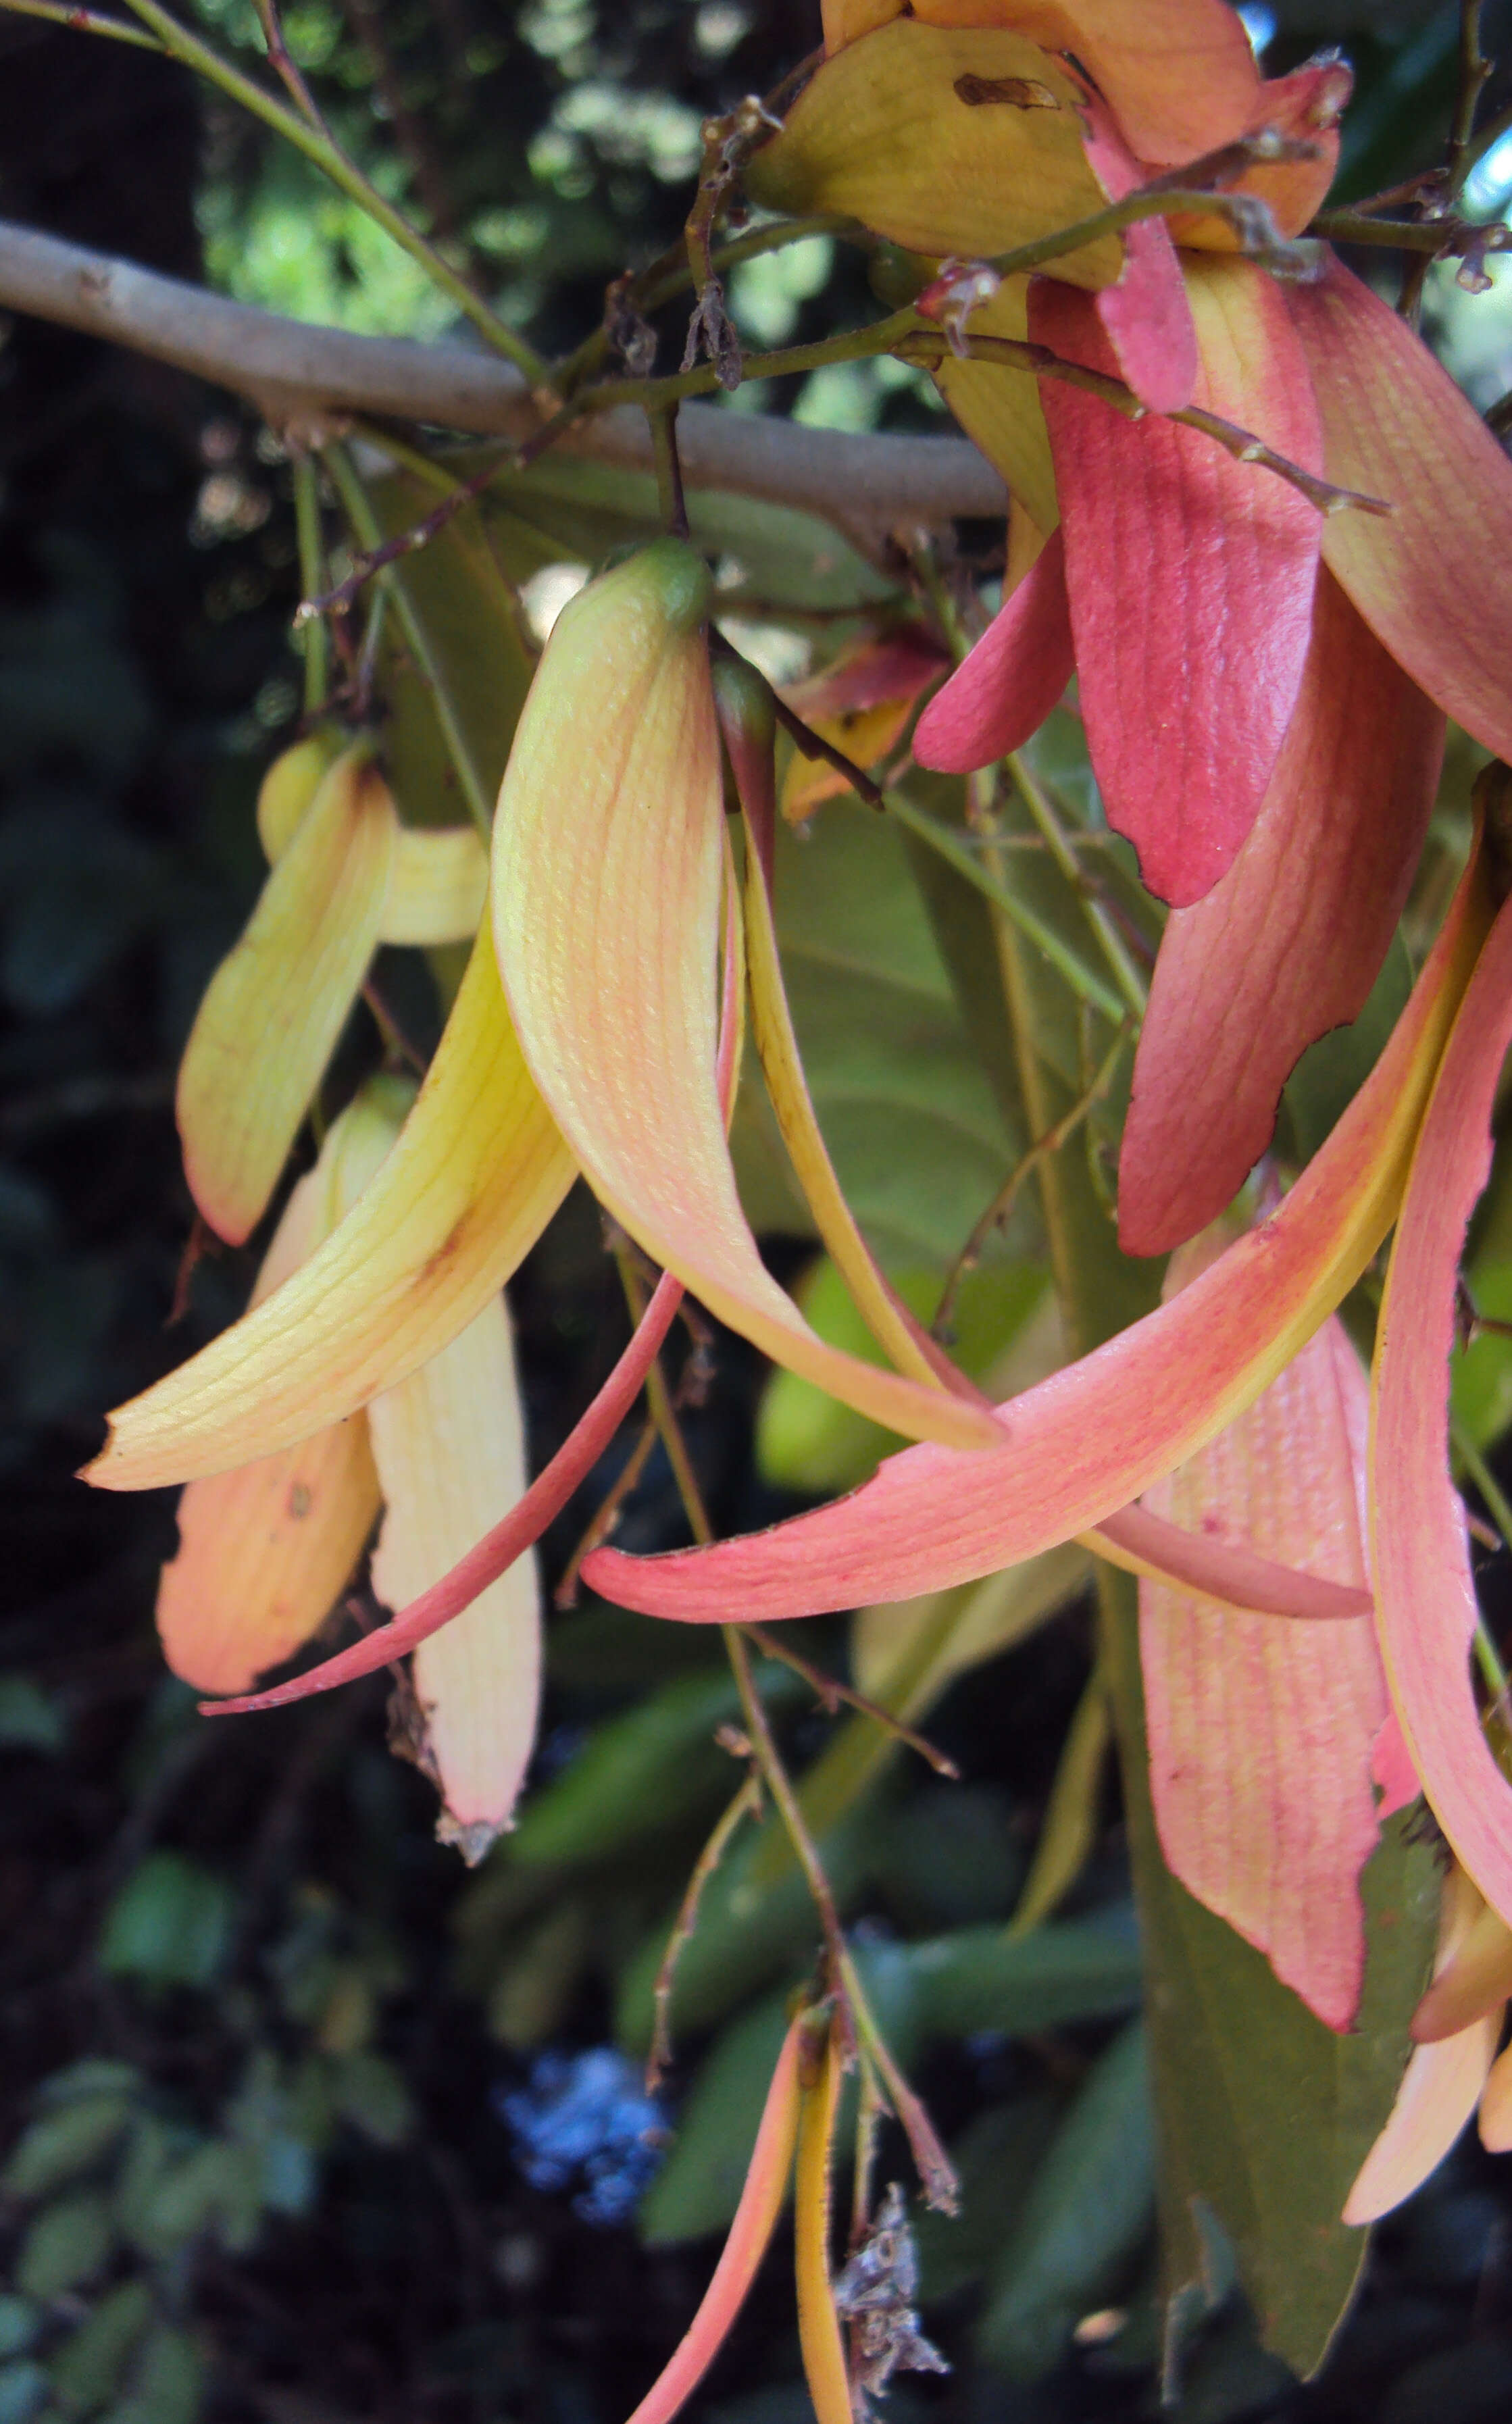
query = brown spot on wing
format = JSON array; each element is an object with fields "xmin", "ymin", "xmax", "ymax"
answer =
[{"xmin": 953, "ymin": 72, "xmax": 1061, "ymax": 108}]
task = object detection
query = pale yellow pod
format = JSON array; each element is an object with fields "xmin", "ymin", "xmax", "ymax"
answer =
[
  {"xmin": 368, "ymin": 1288, "xmax": 539, "ymax": 1861},
  {"xmin": 259, "ymin": 736, "xmax": 488, "ymax": 947},
  {"xmin": 178, "ymin": 742, "xmax": 398, "ymax": 1244},
  {"xmin": 155, "ymin": 1086, "xmax": 407, "ymax": 1694}
]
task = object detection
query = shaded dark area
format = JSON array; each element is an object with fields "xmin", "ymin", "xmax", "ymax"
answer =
[{"xmin": 6, "ymin": 6, "xmax": 1512, "ymax": 2423}]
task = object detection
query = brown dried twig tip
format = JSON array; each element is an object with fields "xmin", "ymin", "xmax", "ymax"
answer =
[
  {"xmin": 742, "ymin": 1625, "xmax": 962, "ymax": 1779},
  {"xmin": 646, "ymin": 1771, "xmax": 763, "ymax": 2089},
  {"xmin": 680, "ymin": 97, "xmax": 782, "ymax": 391}
]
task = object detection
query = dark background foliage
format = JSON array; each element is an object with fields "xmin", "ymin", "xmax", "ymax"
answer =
[{"xmin": 7, "ymin": 5, "xmax": 1512, "ymax": 2420}]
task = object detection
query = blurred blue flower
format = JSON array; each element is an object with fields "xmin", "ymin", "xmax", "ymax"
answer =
[{"xmin": 496, "ymin": 2047, "xmax": 668, "ymax": 2225}]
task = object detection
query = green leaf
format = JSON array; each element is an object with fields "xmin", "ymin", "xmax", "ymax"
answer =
[
  {"xmin": 476, "ymin": 453, "xmax": 897, "ymax": 617},
  {"xmin": 486, "ymin": 1900, "xmax": 593, "ymax": 2051},
  {"xmin": 755, "ymin": 1255, "xmax": 1046, "ymax": 1498},
  {"xmin": 15, "ymin": 2193, "xmax": 116, "ymax": 2300},
  {"xmin": 1283, "ymin": 934, "xmax": 1414, "ymax": 1169},
  {"xmin": 1452, "ymin": 1149, "xmax": 1512, "ymax": 1450},
  {"xmin": 874, "ymin": 1784, "xmax": 1026, "ymax": 1931},
  {"xmin": 1007, "ymin": 1665, "xmax": 1113, "ymax": 1937},
  {"xmin": 128, "ymin": 2143, "xmax": 257, "ymax": 2258},
  {"xmin": 1100, "ymin": 1574, "xmax": 1438, "ymax": 2383},
  {"xmin": 98, "ymin": 2325, "xmax": 203, "ymax": 2424},
  {"xmin": 35, "ymin": 2067, "xmax": 140, "ymax": 2109},
  {"xmin": 3, "ymin": 2099, "xmax": 132, "ymax": 2203},
  {"xmin": 911, "ymin": 2097, "xmax": 1060, "ymax": 2304},
  {"xmin": 98, "ymin": 1854, "xmax": 232, "ymax": 1990},
  {"xmin": 49, "ymin": 2281, "xmax": 153, "ymax": 2418},
  {"xmin": 978, "ymin": 2019, "xmax": 1155, "ymax": 2382},
  {"xmin": 614, "ymin": 1802, "xmax": 877, "ymax": 2050},
  {"xmin": 901, "ymin": 1917, "xmax": 1142, "ymax": 2040},
  {"xmin": 328, "ymin": 2052, "xmax": 413, "ymax": 2148},
  {"xmin": 0, "ymin": 2363, "xmax": 49, "ymax": 2424},
  {"xmin": 512, "ymin": 1671, "xmax": 792, "ymax": 1868},
  {"xmin": 732, "ymin": 802, "xmax": 1017, "ymax": 1267},
  {"xmin": 0, "ymin": 2308, "xmax": 39, "ymax": 2366},
  {"xmin": 0, "ymin": 1677, "xmax": 65, "ymax": 1754},
  {"xmin": 368, "ymin": 470, "xmax": 536, "ymax": 836},
  {"xmin": 901, "ymin": 767, "xmax": 1159, "ymax": 1353}
]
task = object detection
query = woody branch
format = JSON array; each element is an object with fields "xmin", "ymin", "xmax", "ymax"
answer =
[{"xmin": 0, "ymin": 219, "xmax": 1007, "ymax": 562}]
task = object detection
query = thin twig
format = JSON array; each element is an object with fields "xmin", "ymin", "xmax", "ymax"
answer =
[
  {"xmin": 297, "ymin": 451, "xmax": 499, "ymax": 622},
  {"xmin": 726, "ymin": 1625, "xmax": 854, "ymax": 2052},
  {"xmin": 894, "ymin": 328, "xmax": 1393, "ymax": 520},
  {"xmin": 615, "ymin": 1246, "xmax": 713, "ymax": 1545},
  {"xmin": 649, "ymin": 403, "xmax": 690, "ymax": 540},
  {"xmin": 0, "ymin": 0, "xmax": 159, "ymax": 44},
  {"xmin": 679, "ymin": 104, "xmax": 767, "ymax": 390},
  {"xmin": 882, "ymin": 788, "xmax": 1129, "ymax": 1026},
  {"xmin": 973, "ymin": 143, "xmax": 1327, "ymax": 282},
  {"xmin": 647, "ymin": 1771, "xmax": 763, "ymax": 2089},
  {"xmin": 742, "ymin": 1625, "xmax": 960, "ymax": 1779},
  {"xmin": 1400, "ymin": 1, "xmax": 1492, "ymax": 321},
  {"xmin": 1004, "ymin": 753, "xmax": 1149, "ymax": 1020},
  {"xmin": 118, "ymin": 0, "xmax": 555, "ymax": 388},
  {"xmin": 557, "ymin": 211, "xmax": 863, "ymax": 397},
  {"xmin": 1447, "ymin": 0, "xmax": 1493, "ymax": 199},
  {"xmin": 838, "ymin": 1945, "xmax": 959, "ymax": 2214},
  {"xmin": 361, "ymin": 977, "xmax": 427, "ymax": 1075},
  {"xmin": 251, "ymin": 0, "xmax": 329, "ymax": 133},
  {"xmin": 324, "ymin": 440, "xmax": 493, "ymax": 832},
  {"xmin": 1313, "ymin": 209, "xmax": 1512, "ymax": 257},
  {"xmin": 933, "ymin": 1019, "xmax": 1130, "ymax": 1341},
  {"xmin": 290, "ymin": 452, "xmax": 328, "ymax": 711}
]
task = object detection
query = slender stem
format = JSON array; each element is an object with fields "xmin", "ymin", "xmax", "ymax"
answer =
[
  {"xmin": 726, "ymin": 1624, "xmax": 851, "ymax": 2023},
  {"xmin": 882, "ymin": 788, "xmax": 1129, "ymax": 1026},
  {"xmin": 1399, "ymin": 1, "xmax": 1491, "ymax": 322},
  {"xmin": 1463, "ymin": 93, "xmax": 1512, "ymax": 185},
  {"xmin": 1313, "ymin": 209, "xmax": 1512, "ymax": 257},
  {"xmin": 553, "ymin": 1415, "xmax": 658, "ymax": 1609},
  {"xmin": 615, "ymin": 1245, "xmax": 712, "ymax": 1544},
  {"xmin": 1447, "ymin": 0, "xmax": 1492, "ymax": 200},
  {"xmin": 742, "ymin": 1626, "xmax": 960, "ymax": 1779},
  {"xmin": 569, "ymin": 305, "xmax": 921, "ymax": 417},
  {"xmin": 897, "ymin": 329, "xmax": 1391, "ymax": 521},
  {"xmin": 1005, "ymin": 753, "xmax": 1149, "ymax": 1021},
  {"xmin": 553, "ymin": 211, "xmax": 863, "ymax": 397},
  {"xmin": 325, "ymin": 441, "xmax": 493, "ymax": 832},
  {"xmin": 119, "ymin": 0, "xmax": 553, "ymax": 389},
  {"xmin": 836, "ymin": 1945, "xmax": 959, "ymax": 2213},
  {"xmin": 0, "ymin": 0, "xmax": 159, "ymax": 44},
  {"xmin": 291, "ymin": 453, "xmax": 328, "ymax": 713},
  {"xmin": 298, "ymin": 450, "xmax": 501, "ymax": 621},
  {"xmin": 932, "ymin": 1018, "xmax": 1130, "ymax": 1340},
  {"xmin": 972, "ymin": 159, "xmax": 1322, "ymax": 282},
  {"xmin": 251, "ymin": 0, "xmax": 329, "ymax": 132},
  {"xmin": 647, "ymin": 1771, "xmax": 763, "ymax": 2088},
  {"xmin": 650, "ymin": 405, "xmax": 690, "ymax": 540}
]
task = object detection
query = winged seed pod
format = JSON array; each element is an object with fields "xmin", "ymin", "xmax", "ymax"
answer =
[
  {"xmin": 176, "ymin": 736, "xmax": 398, "ymax": 1245},
  {"xmin": 157, "ymin": 1075, "xmax": 540, "ymax": 1857},
  {"xmin": 489, "ymin": 536, "xmax": 1002, "ymax": 1456}
]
